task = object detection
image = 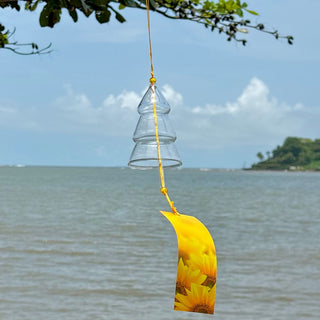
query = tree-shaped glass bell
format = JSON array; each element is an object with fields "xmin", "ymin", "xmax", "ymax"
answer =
[{"xmin": 128, "ymin": 83, "xmax": 182, "ymax": 168}]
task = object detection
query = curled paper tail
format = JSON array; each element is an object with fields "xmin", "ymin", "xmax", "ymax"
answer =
[{"xmin": 161, "ymin": 211, "xmax": 217, "ymax": 314}]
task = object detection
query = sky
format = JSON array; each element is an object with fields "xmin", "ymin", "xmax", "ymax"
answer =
[{"xmin": 1, "ymin": 0, "xmax": 320, "ymax": 168}]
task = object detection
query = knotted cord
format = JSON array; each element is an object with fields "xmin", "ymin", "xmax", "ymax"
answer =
[{"xmin": 145, "ymin": 0, "xmax": 178, "ymax": 215}]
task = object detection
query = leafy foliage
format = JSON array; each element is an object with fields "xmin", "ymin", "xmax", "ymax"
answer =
[
  {"xmin": 0, "ymin": 0, "xmax": 293, "ymax": 55},
  {"xmin": 0, "ymin": 22, "xmax": 52, "ymax": 55},
  {"xmin": 252, "ymin": 137, "xmax": 320, "ymax": 171},
  {"xmin": 256, "ymin": 152, "xmax": 264, "ymax": 161}
]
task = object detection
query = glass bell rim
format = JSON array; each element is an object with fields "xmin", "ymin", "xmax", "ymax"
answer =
[{"xmin": 128, "ymin": 157, "xmax": 182, "ymax": 168}]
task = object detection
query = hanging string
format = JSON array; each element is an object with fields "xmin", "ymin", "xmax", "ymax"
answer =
[
  {"xmin": 145, "ymin": 0, "xmax": 178, "ymax": 215},
  {"xmin": 146, "ymin": 0, "xmax": 155, "ymax": 81}
]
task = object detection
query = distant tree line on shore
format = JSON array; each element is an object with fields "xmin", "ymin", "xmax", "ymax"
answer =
[{"xmin": 251, "ymin": 137, "xmax": 320, "ymax": 171}]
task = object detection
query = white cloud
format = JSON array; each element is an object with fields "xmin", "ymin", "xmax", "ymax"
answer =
[
  {"xmin": 0, "ymin": 101, "xmax": 41, "ymax": 130},
  {"xmin": 161, "ymin": 84, "xmax": 183, "ymax": 107},
  {"xmin": 51, "ymin": 86, "xmax": 139, "ymax": 135},
  {"xmin": 175, "ymin": 77, "xmax": 312, "ymax": 148},
  {"xmin": 103, "ymin": 90, "xmax": 140, "ymax": 111},
  {"xmin": 191, "ymin": 78, "xmax": 301, "ymax": 116},
  {"xmin": 50, "ymin": 84, "xmax": 183, "ymax": 136},
  {"xmin": 1, "ymin": 79, "xmax": 318, "ymax": 151}
]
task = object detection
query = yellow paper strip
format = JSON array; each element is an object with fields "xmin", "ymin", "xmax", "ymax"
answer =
[{"xmin": 161, "ymin": 211, "xmax": 217, "ymax": 314}]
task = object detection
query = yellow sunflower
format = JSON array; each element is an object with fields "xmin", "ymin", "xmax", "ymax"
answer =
[
  {"xmin": 175, "ymin": 283, "xmax": 216, "ymax": 314},
  {"xmin": 175, "ymin": 258, "xmax": 207, "ymax": 295},
  {"xmin": 187, "ymin": 250, "xmax": 217, "ymax": 288}
]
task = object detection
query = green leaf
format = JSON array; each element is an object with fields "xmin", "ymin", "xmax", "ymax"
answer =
[
  {"xmin": 236, "ymin": 8, "xmax": 243, "ymax": 17},
  {"xmin": 225, "ymin": 0, "xmax": 238, "ymax": 12},
  {"xmin": 121, "ymin": 0, "xmax": 138, "ymax": 8},
  {"xmin": 69, "ymin": 9, "xmax": 78, "ymax": 22},
  {"xmin": 48, "ymin": 10, "xmax": 61, "ymax": 27},
  {"xmin": 30, "ymin": 0, "xmax": 40, "ymax": 12},
  {"xmin": 95, "ymin": 10, "xmax": 111, "ymax": 23},
  {"xmin": 149, "ymin": 0, "xmax": 158, "ymax": 10},
  {"xmin": 0, "ymin": 33, "xmax": 9, "ymax": 48},
  {"xmin": 119, "ymin": 4, "xmax": 126, "ymax": 10},
  {"xmin": 91, "ymin": 0, "xmax": 109, "ymax": 6},
  {"xmin": 39, "ymin": 5, "xmax": 50, "ymax": 27},
  {"xmin": 39, "ymin": 4, "xmax": 61, "ymax": 28},
  {"xmin": 1, "ymin": 1, "xmax": 20, "ymax": 11},
  {"xmin": 246, "ymin": 9, "xmax": 259, "ymax": 16},
  {"xmin": 241, "ymin": 2, "xmax": 248, "ymax": 8},
  {"xmin": 115, "ymin": 12, "xmax": 126, "ymax": 23},
  {"xmin": 79, "ymin": 0, "xmax": 93, "ymax": 17}
]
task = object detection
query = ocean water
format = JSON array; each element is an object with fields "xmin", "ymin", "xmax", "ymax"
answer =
[{"xmin": 0, "ymin": 166, "xmax": 319, "ymax": 320}]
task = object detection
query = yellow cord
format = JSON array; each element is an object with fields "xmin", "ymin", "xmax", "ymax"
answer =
[
  {"xmin": 146, "ymin": 0, "xmax": 178, "ymax": 215},
  {"xmin": 146, "ymin": 0, "xmax": 154, "ymax": 79}
]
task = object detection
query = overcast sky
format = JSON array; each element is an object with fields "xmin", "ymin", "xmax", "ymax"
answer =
[{"xmin": 1, "ymin": 0, "xmax": 319, "ymax": 168}]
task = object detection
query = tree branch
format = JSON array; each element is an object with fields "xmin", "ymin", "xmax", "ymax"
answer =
[
  {"xmin": 3, "ymin": 42, "xmax": 52, "ymax": 55},
  {"xmin": 0, "ymin": 0, "xmax": 294, "ymax": 55},
  {"xmin": 0, "ymin": 23, "xmax": 52, "ymax": 55},
  {"xmin": 132, "ymin": 1, "xmax": 294, "ymax": 45}
]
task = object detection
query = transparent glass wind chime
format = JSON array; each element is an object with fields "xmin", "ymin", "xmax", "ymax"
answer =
[{"xmin": 128, "ymin": 0, "xmax": 217, "ymax": 314}]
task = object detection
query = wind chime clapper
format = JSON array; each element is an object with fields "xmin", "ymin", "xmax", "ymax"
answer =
[{"xmin": 128, "ymin": 78, "xmax": 182, "ymax": 169}]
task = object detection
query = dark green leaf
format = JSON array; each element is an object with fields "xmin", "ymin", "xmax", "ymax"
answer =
[
  {"xmin": 1, "ymin": 1, "xmax": 20, "ymax": 11},
  {"xmin": 29, "ymin": 0, "xmax": 40, "ymax": 12},
  {"xmin": 95, "ymin": 10, "xmax": 111, "ymax": 23},
  {"xmin": 39, "ymin": 3, "xmax": 61, "ymax": 28},
  {"xmin": 69, "ymin": 9, "xmax": 78, "ymax": 22},
  {"xmin": 39, "ymin": 5, "xmax": 50, "ymax": 27},
  {"xmin": 31, "ymin": 43, "xmax": 39, "ymax": 50},
  {"xmin": 47, "ymin": 10, "xmax": 61, "ymax": 27},
  {"xmin": 121, "ymin": 0, "xmax": 138, "ymax": 8},
  {"xmin": 115, "ymin": 12, "xmax": 126, "ymax": 23},
  {"xmin": 257, "ymin": 23, "xmax": 264, "ymax": 30},
  {"xmin": 89, "ymin": 0, "xmax": 109, "ymax": 6},
  {"xmin": 149, "ymin": 0, "xmax": 158, "ymax": 10},
  {"xmin": 79, "ymin": 0, "xmax": 93, "ymax": 17},
  {"xmin": 39, "ymin": 2, "xmax": 62, "ymax": 28}
]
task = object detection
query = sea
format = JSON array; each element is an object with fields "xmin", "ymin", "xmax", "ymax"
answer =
[{"xmin": 0, "ymin": 166, "xmax": 319, "ymax": 320}]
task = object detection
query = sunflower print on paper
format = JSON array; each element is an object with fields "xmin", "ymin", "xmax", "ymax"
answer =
[
  {"xmin": 175, "ymin": 258, "xmax": 207, "ymax": 295},
  {"xmin": 175, "ymin": 283, "xmax": 216, "ymax": 314},
  {"xmin": 187, "ymin": 250, "xmax": 217, "ymax": 288},
  {"xmin": 161, "ymin": 211, "xmax": 217, "ymax": 314}
]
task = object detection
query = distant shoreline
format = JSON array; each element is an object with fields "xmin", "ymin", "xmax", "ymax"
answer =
[
  {"xmin": 252, "ymin": 137, "xmax": 320, "ymax": 172},
  {"xmin": 244, "ymin": 167, "xmax": 320, "ymax": 172}
]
